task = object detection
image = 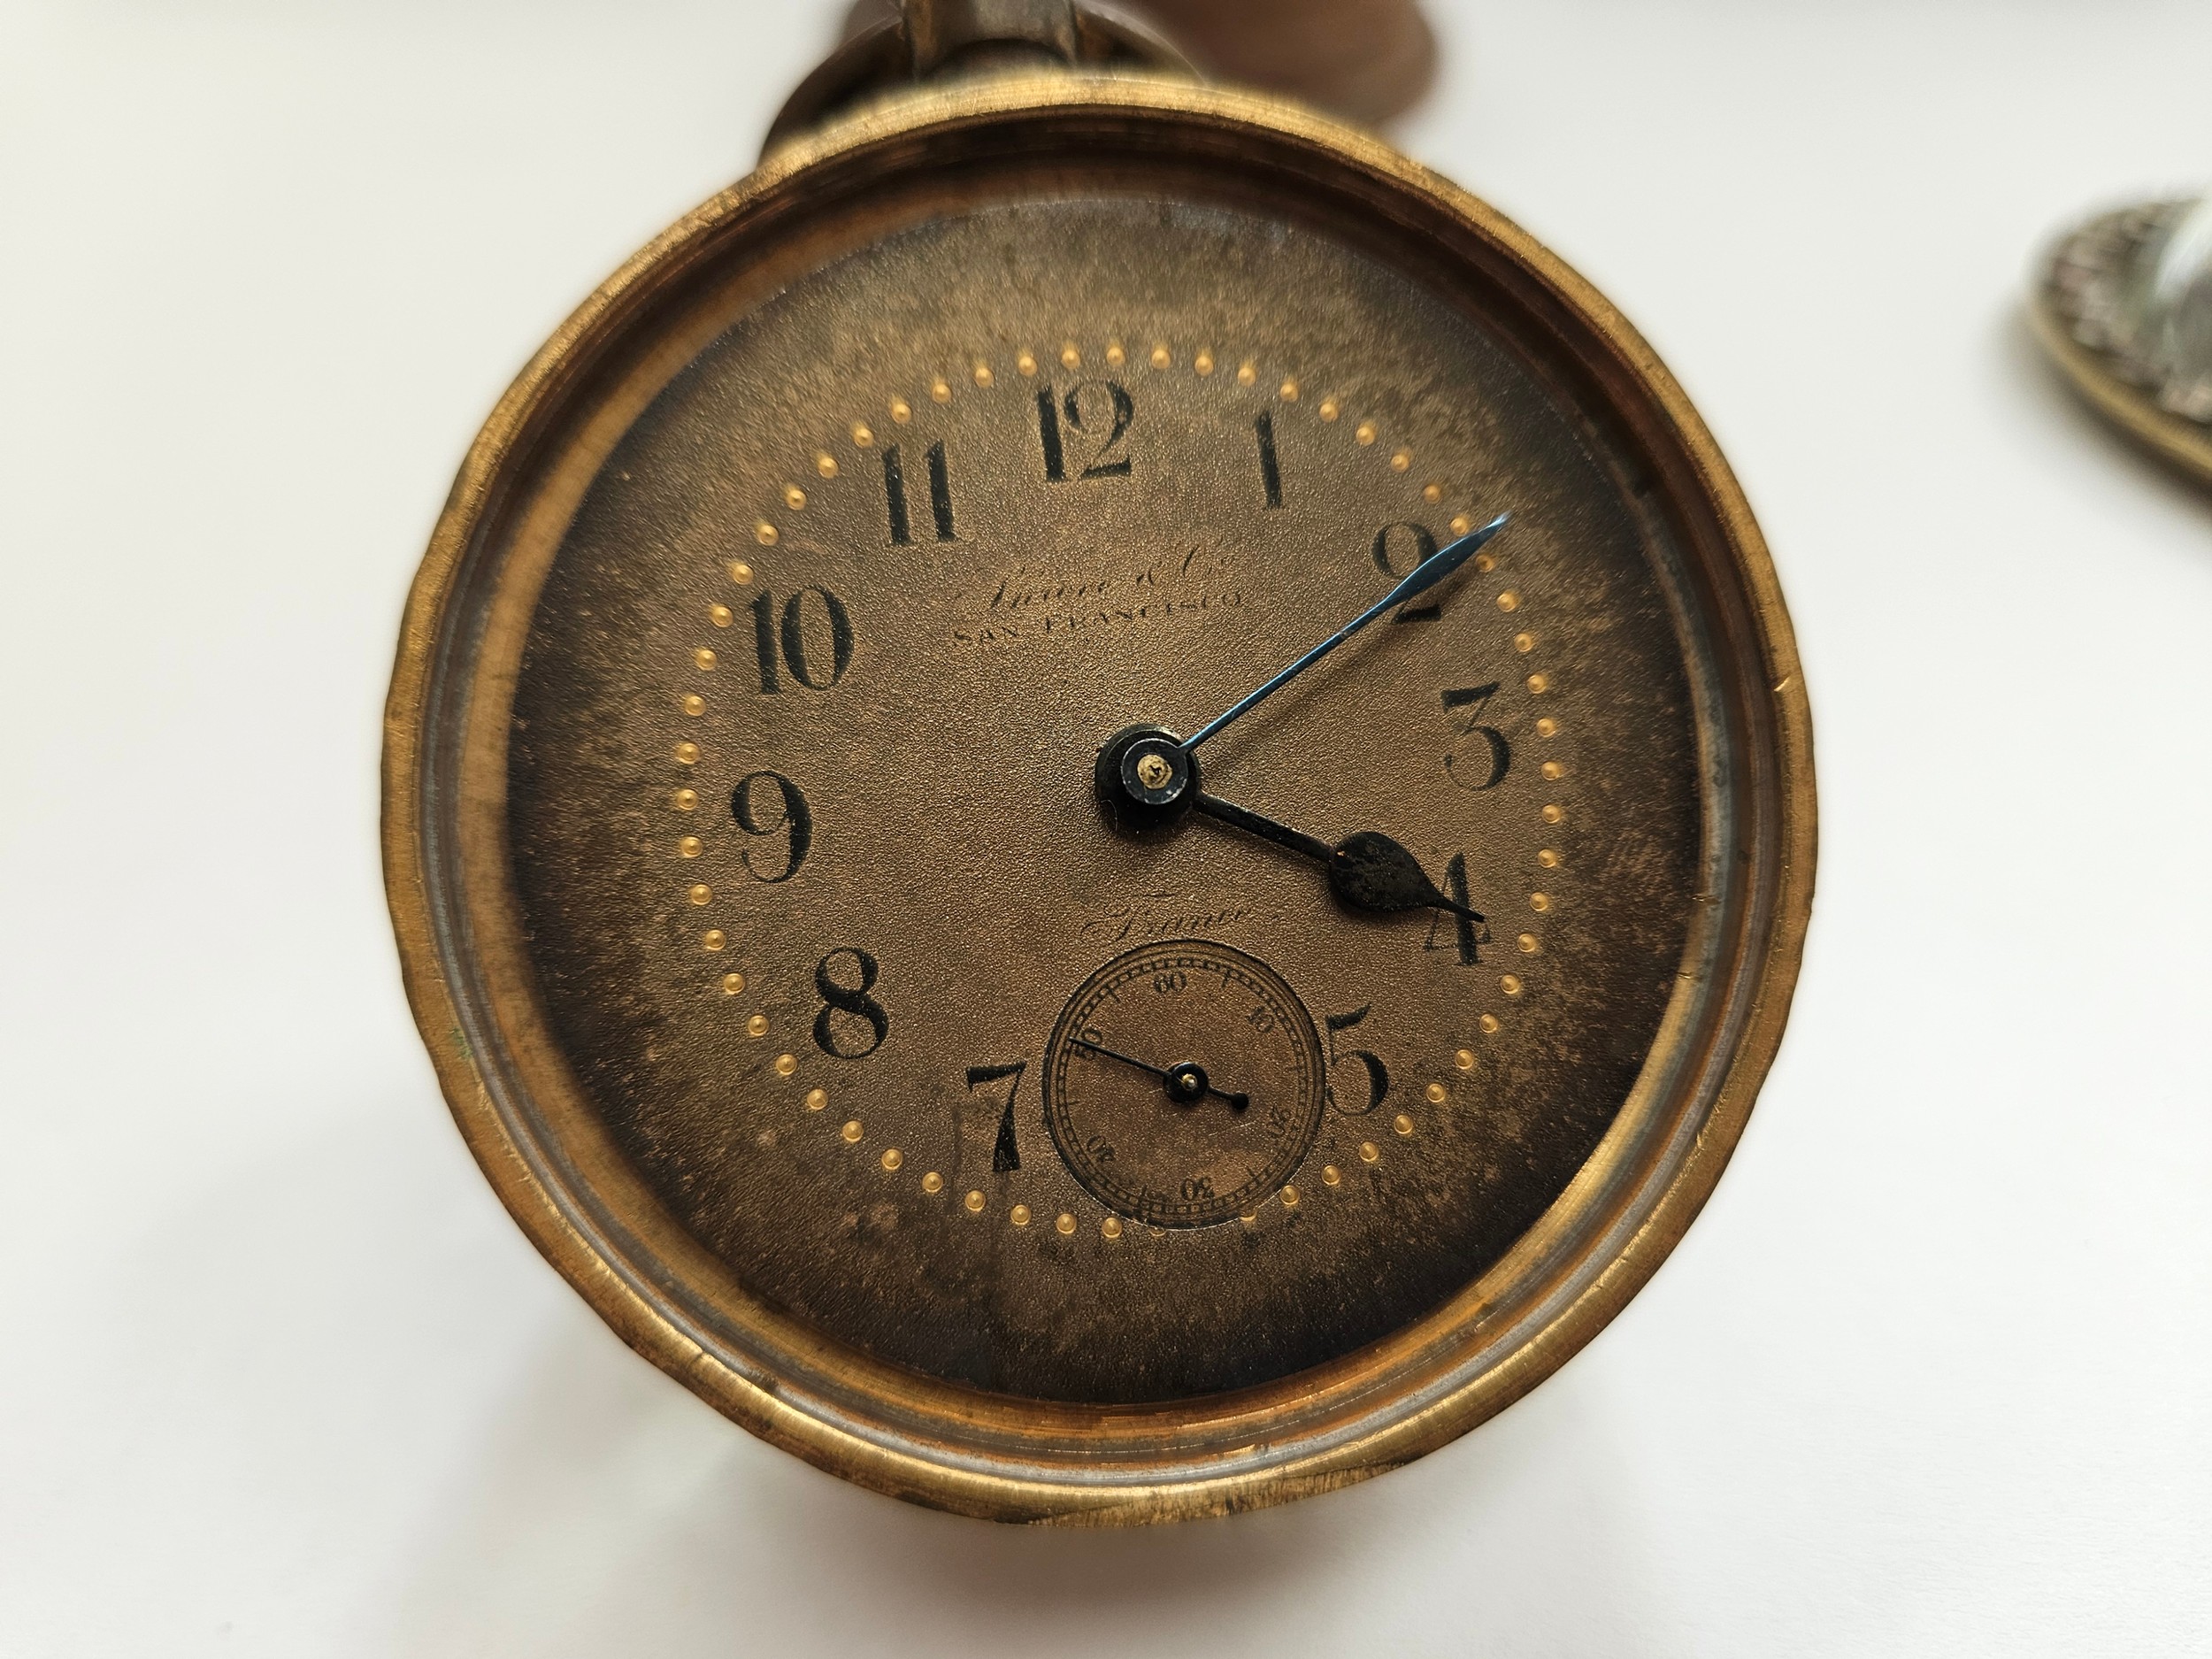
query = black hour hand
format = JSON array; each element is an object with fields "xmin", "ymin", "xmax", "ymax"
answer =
[
  {"xmin": 1330, "ymin": 830, "xmax": 1483, "ymax": 920},
  {"xmin": 1190, "ymin": 794, "xmax": 1484, "ymax": 922}
]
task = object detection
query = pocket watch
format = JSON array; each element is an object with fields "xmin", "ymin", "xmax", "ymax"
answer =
[{"xmin": 383, "ymin": 0, "xmax": 1815, "ymax": 1523}]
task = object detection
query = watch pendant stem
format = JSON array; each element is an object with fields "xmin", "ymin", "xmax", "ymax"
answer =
[
  {"xmin": 762, "ymin": 0, "xmax": 1193, "ymax": 155},
  {"xmin": 903, "ymin": 0, "xmax": 1079, "ymax": 75}
]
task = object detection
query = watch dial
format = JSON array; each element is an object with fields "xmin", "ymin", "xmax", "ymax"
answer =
[{"xmin": 505, "ymin": 198, "xmax": 1701, "ymax": 1402}]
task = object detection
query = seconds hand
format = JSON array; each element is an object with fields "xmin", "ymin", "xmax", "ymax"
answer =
[{"xmin": 1070, "ymin": 1037, "xmax": 1250, "ymax": 1112}]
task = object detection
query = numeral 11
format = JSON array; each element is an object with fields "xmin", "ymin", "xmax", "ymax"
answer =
[{"xmin": 883, "ymin": 442, "xmax": 955, "ymax": 544}]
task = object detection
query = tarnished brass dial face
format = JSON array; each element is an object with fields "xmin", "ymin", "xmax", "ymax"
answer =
[{"xmin": 385, "ymin": 78, "xmax": 1814, "ymax": 1522}]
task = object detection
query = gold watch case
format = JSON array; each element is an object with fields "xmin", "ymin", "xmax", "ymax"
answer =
[{"xmin": 383, "ymin": 73, "xmax": 1815, "ymax": 1524}]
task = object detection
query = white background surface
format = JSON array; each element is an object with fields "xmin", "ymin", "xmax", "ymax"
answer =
[{"xmin": 4, "ymin": 2, "xmax": 2208, "ymax": 1653}]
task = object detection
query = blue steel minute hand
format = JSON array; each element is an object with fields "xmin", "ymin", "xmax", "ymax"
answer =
[{"xmin": 1176, "ymin": 511, "xmax": 1510, "ymax": 756}]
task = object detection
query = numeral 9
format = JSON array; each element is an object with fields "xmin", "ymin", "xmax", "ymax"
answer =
[{"xmin": 730, "ymin": 771, "xmax": 811, "ymax": 883}]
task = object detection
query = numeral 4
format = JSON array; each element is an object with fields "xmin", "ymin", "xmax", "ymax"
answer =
[{"xmin": 1422, "ymin": 853, "xmax": 1491, "ymax": 964}]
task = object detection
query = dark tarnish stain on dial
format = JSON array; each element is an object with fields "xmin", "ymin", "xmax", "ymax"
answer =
[{"xmin": 505, "ymin": 196, "xmax": 1701, "ymax": 1403}]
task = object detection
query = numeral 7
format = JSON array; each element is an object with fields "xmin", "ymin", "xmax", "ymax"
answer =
[{"xmin": 965, "ymin": 1062, "xmax": 1026, "ymax": 1172}]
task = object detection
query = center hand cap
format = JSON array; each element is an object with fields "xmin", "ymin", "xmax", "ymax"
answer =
[
  {"xmin": 1165, "ymin": 1062, "xmax": 1209, "ymax": 1104},
  {"xmin": 1094, "ymin": 724, "xmax": 1202, "ymax": 836},
  {"xmin": 1121, "ymin": 736, "xmax": 1188, "ymax": 805}
]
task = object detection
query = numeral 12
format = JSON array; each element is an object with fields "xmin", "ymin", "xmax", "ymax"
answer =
[{"xmin": 1035, "ymin": 382, "xmax": 1134, "ymax": 481}]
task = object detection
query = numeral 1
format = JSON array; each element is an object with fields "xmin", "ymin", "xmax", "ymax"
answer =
[
  {"xmin": 1255, "ymin": 412, "xmax": 1284, "ymax": 508},
  {"xmin": 882, "ymin": 446, "xmax": 910, "ymax": 545},
  {"xmin": 1036, "ymin": 391, "xmax": 1067, "ymax": 483}
]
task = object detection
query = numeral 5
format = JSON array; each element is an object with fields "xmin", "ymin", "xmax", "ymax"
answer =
[{"xmin": 1325, "ymin": 1005, "xmax": 1389, "ymax": 1116}]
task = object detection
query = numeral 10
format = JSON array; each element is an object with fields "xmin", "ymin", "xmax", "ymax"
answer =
[{"xmin": 750, "ymin": 586, "xmax": 852, "ymax": 693}]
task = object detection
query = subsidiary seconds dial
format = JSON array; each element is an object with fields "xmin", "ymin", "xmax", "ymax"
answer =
[{"xmin": 1043, "ymin": 942, "xmax": 1327, "ymax": 1227}]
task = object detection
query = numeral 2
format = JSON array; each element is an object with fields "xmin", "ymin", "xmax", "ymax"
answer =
[{"xmin": 1374, "ymin": 523, "xmax": 1442, "ymax": 622}]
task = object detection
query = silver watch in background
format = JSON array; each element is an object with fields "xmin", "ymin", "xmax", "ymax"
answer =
[{"xmin": 2033, "ymin": 193, "xmax": 2212, "ymax": 486}]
